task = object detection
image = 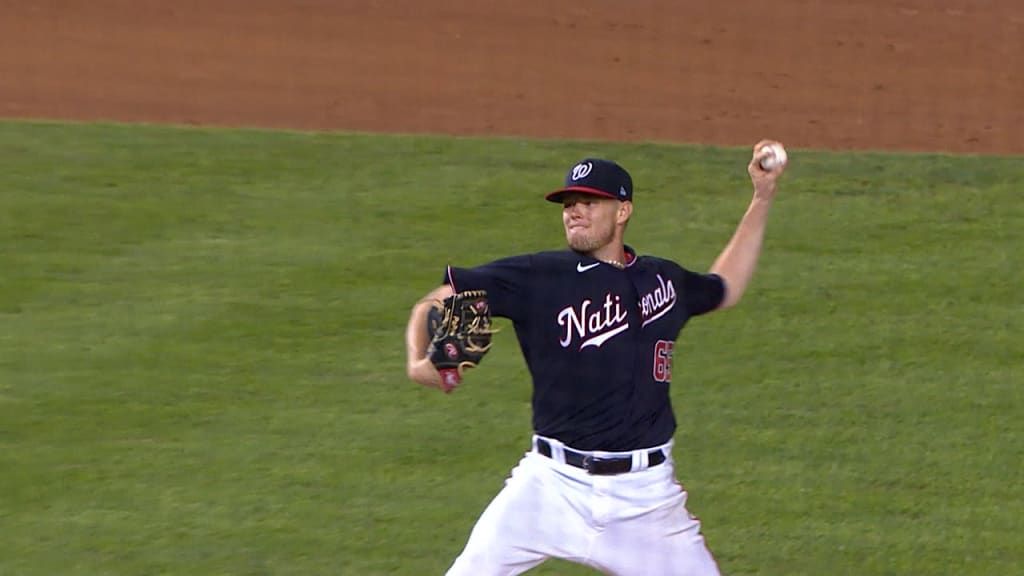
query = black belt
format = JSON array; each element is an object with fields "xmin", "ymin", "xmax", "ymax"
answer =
[{"xmin": 536, "ymin": 438, "xmax": 666, "ymax": 476}]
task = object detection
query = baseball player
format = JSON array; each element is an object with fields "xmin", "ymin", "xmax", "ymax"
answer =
[{"xmin": 405, "ymin": 141, "xmax": 787, "ymax": 575}]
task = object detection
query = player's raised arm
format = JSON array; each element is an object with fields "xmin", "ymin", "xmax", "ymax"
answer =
[
  {"xmin": 405, "ymin": 284, "xmax": 454, "ymax": 390},
  {"xmin": 708, "ymin": 140, "xmax": 787, "ymax": 310}
]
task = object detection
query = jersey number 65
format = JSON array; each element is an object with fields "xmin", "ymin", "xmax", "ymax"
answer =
[{"xmin": 653, "ymin": 340, "xmax": 674, "ymax": 383}]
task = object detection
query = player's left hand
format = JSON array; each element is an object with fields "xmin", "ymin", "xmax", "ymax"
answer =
[{"xmin": 425, "ymin": 290, "xmax": 496, "ymax": 393}]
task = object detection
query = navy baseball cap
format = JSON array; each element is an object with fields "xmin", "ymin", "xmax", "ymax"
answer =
[{"xmin": 545, "ymin": 158, "xmax": 633, "ymax": 203}]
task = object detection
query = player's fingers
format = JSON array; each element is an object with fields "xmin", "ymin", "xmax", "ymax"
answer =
[
  {"xmin": 755, "ymin": 140, "xmax": 786, "ymax": 152},
  {"xmin": 750, "ymin": 141, "xmax": 771, "ymax": 163},
  {"xmin": 749, "ymin": 149, "xmax": 772, "ymax": 173}
]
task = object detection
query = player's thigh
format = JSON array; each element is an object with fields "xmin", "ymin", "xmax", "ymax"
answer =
[
  {"xmin": 590, "ymin": 497, "xmax": 720, "ymax": 576},
  {"xmin": 446, "ymin": 490, "xmax": 547, "ymax": 576},
  {"xmin": 594, "ymin": 528, "xmax": 720, "ymax": 576},
  {"xmin": 447, "ymin": 454, "xmax": 580, "ymax": 575},
  {"xmin": 446, "ymin": 547, "xmax": 546, "ymax": 576}
]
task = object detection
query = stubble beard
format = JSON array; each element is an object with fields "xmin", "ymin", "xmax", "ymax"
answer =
[{"xmin": 566, "ymin": 226, "xmax": 614, "ymax": 254}]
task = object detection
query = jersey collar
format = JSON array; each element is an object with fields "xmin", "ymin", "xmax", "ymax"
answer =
[
  {"xmin": 623, "ymin": 245, "xmax": 637, "ymax": 268},
  {"xmin": 571, "ymin": 245, "xmax": 638, "ymax": 269}
]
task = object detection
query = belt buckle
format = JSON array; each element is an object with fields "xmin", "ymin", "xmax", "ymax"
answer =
[
  {"xmin": 581, "ymin": 454, "xmax": 596, "ymax": 474},
  {"xmin": 582, "ymin": 455, "xmax": 616, "ymax": 475}
]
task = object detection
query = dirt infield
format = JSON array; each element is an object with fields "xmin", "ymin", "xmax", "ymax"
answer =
[{"xmin": 2, "ymin": 0, "xmax": 1022, "ymax": 155}]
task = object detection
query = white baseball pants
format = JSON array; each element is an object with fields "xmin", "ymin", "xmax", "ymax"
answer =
[{"xmin": 445, "ymin": 435, "xmax": 721, "ymax": 576}]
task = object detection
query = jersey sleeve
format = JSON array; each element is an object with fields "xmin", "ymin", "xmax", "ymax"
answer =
[
  {"xmin": 666, "ymin": 263, "xmax": 725, "ymax": 316},
  {"xmin": 441, "ymin": 254, "xmax": 533, "ymax": 321}
]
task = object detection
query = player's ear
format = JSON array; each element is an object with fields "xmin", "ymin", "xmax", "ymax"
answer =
[{"xmin": 617, "ymin": 201, "xmax": 633, "ymax": 225}]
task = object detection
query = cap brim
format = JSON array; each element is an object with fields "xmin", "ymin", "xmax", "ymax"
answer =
[{"xmin": 545, "ymin": 186, "xmax": 620, "ymax": 203}]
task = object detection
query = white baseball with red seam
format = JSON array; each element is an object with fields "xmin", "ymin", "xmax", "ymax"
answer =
[{"xmin": 759, "ymin": 143, "xmax": 787, "ymax": 171}]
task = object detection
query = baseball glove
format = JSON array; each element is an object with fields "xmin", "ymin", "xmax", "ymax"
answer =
[{"xmin": 426, "ymin": 290, "xmax": 495, "ymax": 392}]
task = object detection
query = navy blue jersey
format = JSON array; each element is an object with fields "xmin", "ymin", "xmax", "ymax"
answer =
[{"xmin": 445, "ymin": 246, "xmax": 725, "ymax": 451}]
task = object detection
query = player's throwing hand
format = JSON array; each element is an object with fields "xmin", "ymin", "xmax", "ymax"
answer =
[{"xmin": 748, "ymin": 139, "xmax": 788, "ymax": 201}]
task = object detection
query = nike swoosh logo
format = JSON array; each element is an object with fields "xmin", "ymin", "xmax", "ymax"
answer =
[{"xmin": 576, "ymin": 262, "xmax": 600, "ymax": 272}]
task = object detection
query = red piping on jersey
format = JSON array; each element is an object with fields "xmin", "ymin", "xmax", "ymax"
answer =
[{"xmin": 622, "ymin": 246, "xmax": 637, "ymax": 268}]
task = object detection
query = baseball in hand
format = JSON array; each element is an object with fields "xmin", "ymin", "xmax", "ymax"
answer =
[{"xmin": 759, "ymin": 143, "xmax": 788, "ymax": 171}]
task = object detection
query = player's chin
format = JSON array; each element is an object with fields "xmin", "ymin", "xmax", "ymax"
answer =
[
  {"xmin": 564, "ymin": 230, "xmax": 583, "ymax": 246},
  {"xmin": 566, "ymin": 234, "xmax": 597, "ymax": 253}
]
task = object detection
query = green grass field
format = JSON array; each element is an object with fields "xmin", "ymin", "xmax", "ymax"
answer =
[{"xmin": 0, "ymin": 120, "xmax": 1021, "ymax": 575}]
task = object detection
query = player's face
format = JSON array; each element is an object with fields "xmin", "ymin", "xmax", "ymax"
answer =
[{"xmin": 562, "ymin": 194, "xmax": 619, "ymax": 253}]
